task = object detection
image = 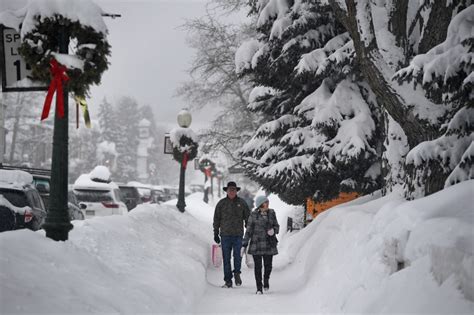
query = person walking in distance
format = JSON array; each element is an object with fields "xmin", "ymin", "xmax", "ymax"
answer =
[
  {"xmin": 242, "ymin": 195, "xmax": 279, "ymax": 294},
  {"xmin": 213, "ymin": 181, "xmax": 250, "ymax": 288}
]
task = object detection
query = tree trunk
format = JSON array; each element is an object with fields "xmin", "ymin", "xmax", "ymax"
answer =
[
  {"xmin": 327, "ymin": 0, "xmax": 451, "ymax": 197},
  {"xmin": 418, "ymin": 0, "xmax": 453, "ymax": 54},
  {"xmin": 328, "ymin": 0, "xmax": 439, "ymax": 149}
]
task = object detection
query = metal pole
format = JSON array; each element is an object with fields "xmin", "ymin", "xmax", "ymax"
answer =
[
  {"xmin": 0, "ymin": 98, "xmax": 5, "ymax": 164},
  {"xmin": 176, "ymin": 159, "xmax": 186, "ymax": 212},
  {"xmin": 43, "ymin": 25, "xmax": 73, "ymax": 241}
]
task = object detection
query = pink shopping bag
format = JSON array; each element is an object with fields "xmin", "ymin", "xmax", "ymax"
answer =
[{"xmin": 211, "ymin": 244, "xmax": 222, "ymax": 268}]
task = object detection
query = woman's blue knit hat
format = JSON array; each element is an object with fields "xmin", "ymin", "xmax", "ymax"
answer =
[{"xmin": 255, "ymin": 195, "xmax": 269, "ymax": 208}]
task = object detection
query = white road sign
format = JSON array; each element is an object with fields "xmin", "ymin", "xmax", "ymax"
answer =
[{"xmin": 1, "ymin": 27, "xmax": 47, "ymax": 92}]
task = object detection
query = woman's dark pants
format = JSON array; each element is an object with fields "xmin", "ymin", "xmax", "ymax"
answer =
[{"xmin": 253, "ymin": 254, "xmax": 273, "ymax": 290}]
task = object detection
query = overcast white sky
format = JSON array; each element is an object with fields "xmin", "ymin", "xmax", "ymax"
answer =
[{"xmin": 92, "ymin": 0, "xmax": 218, "ymax": 130}]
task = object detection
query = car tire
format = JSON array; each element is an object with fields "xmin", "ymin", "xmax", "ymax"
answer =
[{"xmin": 0, "ymin": 205, "xmax": 16, "ymax": 232}]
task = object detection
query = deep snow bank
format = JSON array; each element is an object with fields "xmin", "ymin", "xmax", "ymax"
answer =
[
  {"xmin": 0, "ymin": 199, "xmax": 211, "ymax": 314},
  {"xmin": 275, "ymin": 181, "xmax": 474, "ymax": 313}
]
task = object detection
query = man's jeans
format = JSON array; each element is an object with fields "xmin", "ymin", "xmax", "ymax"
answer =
[{"xmin": 221, "ymin": 235, "xmax": 243, "ymax": 283}]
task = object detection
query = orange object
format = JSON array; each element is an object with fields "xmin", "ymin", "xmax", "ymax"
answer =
[{"xmin": 306, "ymin": 192, "xmax": 359, "ymax": 218}]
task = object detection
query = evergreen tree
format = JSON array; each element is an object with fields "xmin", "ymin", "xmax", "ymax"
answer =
[
  {"xmin": 238, "ymin": 0, "xmax": 384, "ymax": 205},
  {"xmin": 238, "ymin": 0, "xmax": 472, "ymax": 204},
  {"xmin": 98, "ymin": 97, "xmax": 120, "ymax": 144},
  {"xmin": 69, "ymin": 126, "xmax": 101, "ymax": 183},
  {"xmin": 114, "ymin": 96, "xmax": 140, "ymax": 183}
]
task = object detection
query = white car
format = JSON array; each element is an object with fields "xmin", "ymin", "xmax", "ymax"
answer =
[{"xmin": 73, "ymin": 174, "xmax": 127, "ymax": 218}]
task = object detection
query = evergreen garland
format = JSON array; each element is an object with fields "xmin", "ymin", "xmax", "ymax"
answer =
[
  {"xmin": 172, "ymin": 135, "xmax": 198, "ymax": 164},
  {"xmin": 19, "ymin": 14, "xmax": 110, "ymax": 97},
  {"xmin": 198, "ymin": 158, "xmax": 216, "ymax": 173}
]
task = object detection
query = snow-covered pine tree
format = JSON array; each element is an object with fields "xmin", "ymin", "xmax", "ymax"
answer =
[
  {"xmin": 394, "ymin": 5, "xmax": 473, "ymax": 197},
  {"xmin": 326, "ymin": 0, "xmax": 473, "ymax": 198},
  {"xmin": 98, "ymin": 98, "xmax": 120, "ymax": 145},
  {"xmin": 114, "ymin": 97, "xmax": 140, "ymax": 183},
  {"xmin": 239, "ymin": 0, "xmax": 472, "ymax": 203},
  {"xmin": 238, "ymin": 0, "xmax": 384, "ymax": 205},
  {"xmin": 69, "ymin": 126, "xmax": 101, "ymax": 182}
]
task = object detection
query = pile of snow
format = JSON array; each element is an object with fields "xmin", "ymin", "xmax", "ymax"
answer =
[
  {"xmin": 73, "ymin": 166, "xmax": 116, "ymax": 190},
  {"xmin": 169, "ymin": 127, "xmax": 198, "ymax": 151},
  {"xmin": 0, "ymin": 0, "xmax": 107, "ymax": 36},
  {"xmin": 274, "ymin": 181, "xmax": 474, "ymax": 313},
  {"xmin": 0, "ymin": 169, "xmax": 33, "ymax": 186},
  {"xmin": 0, "ymin": 197, "xmax": 211, "ymax": 313},
  {"xmin": 89, "ymin": 165, "xmax": 111, "ymax": 183},
  {"xmin": 1, "ymin": 183, "xmax": 472, "ymax": 313}
]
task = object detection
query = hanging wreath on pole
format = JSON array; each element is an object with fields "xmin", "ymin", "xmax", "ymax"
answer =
[
  {"xmin": 170, "ymin": 128, "xmax": 199, "ymax": 167},
  {"xmin": 172, "ymin": 135, "xmax": 199, "ymax": 167},
  {"xmin": 19, "ymin": 14, "xmax": 110, "ymax": 98}
]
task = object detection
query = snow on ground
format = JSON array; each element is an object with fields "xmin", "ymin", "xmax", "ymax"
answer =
[{"xmin": 1, "ymin": 183, "xmax": 473, "ymax": 314}]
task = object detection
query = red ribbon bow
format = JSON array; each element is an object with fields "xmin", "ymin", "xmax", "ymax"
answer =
[
  {"xmin": 182, "ymin": 151, "xmax": 189, "ymax": 169},
  {"xmin": 41, "ymin": 58, "xmax": 69, "ymax": 121}
]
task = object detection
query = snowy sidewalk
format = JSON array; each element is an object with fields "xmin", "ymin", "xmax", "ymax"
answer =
[{"xmin": 196, "ymin": 263, "xmax": 308, "ymax": 314}]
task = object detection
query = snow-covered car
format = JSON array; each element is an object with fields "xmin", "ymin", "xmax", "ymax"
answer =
[
  {"xmin": 0, "ymin": 170, "xmax": 47, "ymax": 232},
  {"xmin": 118, "ymin": 184, "xmax": 142, "ymax": 211},
  {"xmin": 127, "ymin": 181, "xmax": 152, "ymax": 203},
  {"xmin": 0, "ymin": 165, "xmax": 84, "ymax": 221},
  {"xmin": 67, "ymin": 189, "xmax": 86, "ymax": 220},
  {"xmin": 72, "ymin": 168, "xmax": 127, "ymax": 218}
]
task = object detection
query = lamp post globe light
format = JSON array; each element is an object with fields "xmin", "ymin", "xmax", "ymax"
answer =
[
  {"xmin": 177, "ymin": 109, "xmax": 192, "ymax": 128},
  {"xmin": 176, "ymin": 109, "xmax": 193, "ymax": 212}
]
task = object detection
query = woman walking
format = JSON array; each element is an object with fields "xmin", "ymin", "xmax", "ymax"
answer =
[{"xmin": 242, "ymin": 195, "xmax": 280, "ymax": 294}]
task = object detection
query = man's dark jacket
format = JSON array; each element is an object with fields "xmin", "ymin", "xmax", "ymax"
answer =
[{"xmin": 213, "ymin": 196, "xmax": 250, "ymax": 236}]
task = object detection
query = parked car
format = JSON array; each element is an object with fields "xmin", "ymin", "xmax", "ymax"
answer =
[
  {"xmin": 151, "ymin": 186, "xmax": 167, "ymax": 203},
  {"xmin": 127, "ymin": 181, "xmax": 152, "ymax": 203},
  {"xmin": 67, "ymin": 189, "xmax": 85, "ymax": 220},
  {"xmin": 73, "ymin": 174, "xmax": 127, "ymax": 218},
  {"xmin": 0, "ymin": 170, "xmax": 47, "ymax": 232},
  {"xmin": 0, "ymin": 164, "xmax": 84, "ymax": 221},
  {"xmin": 118, "ymin": 184, "xmax": 142, "ymax": 211}
]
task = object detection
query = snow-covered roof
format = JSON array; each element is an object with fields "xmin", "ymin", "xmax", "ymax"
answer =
[
  {"xmin": 127, "ymin": 181, "xmax": 152, "ymax": 189},
  {"xmin": 0, "ymin": 169, "xmax": 34, "ymax": 190},
  {"xmin": 89, "ymin": 165, "xmax": 111, "ymax": 183},
  {"xmin": 139, "ymin": 119, "xmax": 151, "ymax": 127},
  {"xmin": 73, "ymin": 172, "xmax": 118, "ymax": 191}
]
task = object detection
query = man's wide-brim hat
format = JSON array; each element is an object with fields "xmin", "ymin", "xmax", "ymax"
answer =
[{"xmin": 223, "ymin": 181, "xmax": 241, "ymax": 192}]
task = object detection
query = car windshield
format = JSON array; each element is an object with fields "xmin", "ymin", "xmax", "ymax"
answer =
[
  {"xmin": 74, "ymin": 189, "xmax": 113, "ymax": 202},
  {"xmin": 0, "ymin": 189, "xmax": 28, "ymax": 207}
]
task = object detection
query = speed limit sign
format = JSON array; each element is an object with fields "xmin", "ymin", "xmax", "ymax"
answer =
[{"xmin": 0, "ymin": 26, "xmax": 47, "ymax": 92}]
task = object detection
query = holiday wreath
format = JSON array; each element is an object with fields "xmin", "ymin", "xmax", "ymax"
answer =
[
  {"xmin": 19, "ymin": 14, "xmax": 110, "ymax": 97},
  {"xmin": 173, "ymin": 134, "xmax": 199, "ymax": 165}
]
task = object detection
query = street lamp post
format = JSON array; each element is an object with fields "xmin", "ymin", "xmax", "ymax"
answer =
[
  {"xmin": 176, "ymin": 109, "xmax": 192, "ymax": 213},
  {"xmin": 42, "ymin": 25, "xmax": 73, "ymax": 241}
]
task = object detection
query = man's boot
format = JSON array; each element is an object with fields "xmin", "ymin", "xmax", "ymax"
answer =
[
  {"xmin": 234, "ymin": 272, "xmax": 242, "ymax": 286},
  {"xmin": 264, "ymin": 278, "xmax": 269, "ymax": 291}
]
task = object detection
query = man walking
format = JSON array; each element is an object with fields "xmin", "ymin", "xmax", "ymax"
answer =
[{"xmin": 213, "ymin": 181, "xmax": 250, "ymax": 288}]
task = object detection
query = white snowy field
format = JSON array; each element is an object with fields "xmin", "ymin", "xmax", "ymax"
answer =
[{"xmin": 1, "ymin": 182, "xmax": 473, "ymax": 314}]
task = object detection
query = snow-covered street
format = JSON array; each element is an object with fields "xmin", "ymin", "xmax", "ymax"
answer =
[{"xmin": 1, "ymin": 182, "xmax": 473, "ymax": 314}]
